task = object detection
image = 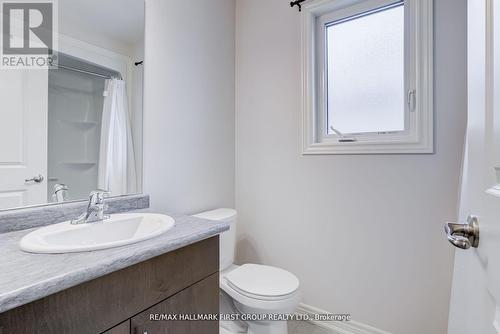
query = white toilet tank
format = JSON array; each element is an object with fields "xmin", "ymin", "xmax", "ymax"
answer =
[{"xmin": 193, "ymin": 208, "xmax": 237, "ymax": 271}]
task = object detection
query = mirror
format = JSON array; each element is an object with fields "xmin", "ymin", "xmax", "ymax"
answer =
[{"xmin": 0, "ymin": 0, "xmax": 144, "ymax": 210}]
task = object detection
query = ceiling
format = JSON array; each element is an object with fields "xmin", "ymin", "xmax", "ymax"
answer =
[{"xmin": 59, "ymin": 0, "xmax": 144, "ymax": 49}]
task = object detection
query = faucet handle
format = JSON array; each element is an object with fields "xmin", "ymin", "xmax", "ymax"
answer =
[{"xmin": 89, "ymin": 189, "xmax": 110, "ymax": 204}]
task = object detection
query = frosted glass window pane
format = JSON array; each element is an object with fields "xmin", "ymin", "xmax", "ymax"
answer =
[{"xmin": 326, "ymin": 4, "xmax": 405, "ymax": 134}]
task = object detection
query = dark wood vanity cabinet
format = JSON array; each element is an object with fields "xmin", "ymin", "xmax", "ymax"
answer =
[
  {"xmin": 130, "ymin": 273, "xmax": 219, "ymax": 334},
  {"xmin": 102, "ymin": 321, "xmax": 130, "ymax": 334},
  {"xmin": 0, "ymin": 236, "xmax": 219, "ymax": 334}
]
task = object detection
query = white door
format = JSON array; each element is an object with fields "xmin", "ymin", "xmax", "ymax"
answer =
[
  {"xmin": 448, "ymin": 1, "xmax": 500, "ymax": 333},
  {"xmin": 0, "ymin": 69, "xmax": 48, "ymax": 210}
]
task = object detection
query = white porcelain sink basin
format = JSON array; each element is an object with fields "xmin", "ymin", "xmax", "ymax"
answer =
[{"xmin": 20, "ymin": 213, "xmax": 175, "ymax": 254}]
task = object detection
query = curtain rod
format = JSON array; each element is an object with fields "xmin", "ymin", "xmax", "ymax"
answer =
[
  {"xmin": 290, "ymin": 0, "xmax": 306, "ymax": 11},
  {"xmin": 55, "ymin": 64, "xmax": 122, "ymax": 80}
]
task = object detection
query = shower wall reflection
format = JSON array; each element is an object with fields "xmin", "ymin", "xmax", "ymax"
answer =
[{"xmin": 48, "ymin": 55, "xmax": 106, "ymax": 202}]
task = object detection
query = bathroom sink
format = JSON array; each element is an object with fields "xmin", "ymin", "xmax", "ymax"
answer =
[{"xmin": 19, "ymin": 213, "xmax": 175, "ymax": 254}]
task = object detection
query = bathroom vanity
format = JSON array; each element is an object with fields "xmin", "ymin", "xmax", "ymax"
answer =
[
  {"xmin": 0, "ymin": 209, "xmax": 228, "ymax": 334},
  {"xmin": 0, "ymin": 237, "xmax": 218, "ymax": 334}
]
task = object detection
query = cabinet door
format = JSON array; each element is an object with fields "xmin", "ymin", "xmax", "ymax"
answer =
[
  {"xmin": 102, "ymin": 320, "xmax": 130, "ymax": 334},
  {"xmin": 131, "ymin": 273, "xmax": 219, "ymax": 334}
]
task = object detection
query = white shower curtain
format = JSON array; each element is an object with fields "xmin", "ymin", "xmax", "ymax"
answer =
[{"xmin": 98, "ymin": 78, "xmax": 137, "ymax": 196}]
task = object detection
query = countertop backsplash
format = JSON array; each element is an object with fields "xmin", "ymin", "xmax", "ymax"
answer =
[{"xmin": 0, "ymin": 194, "xmax": 150, "ymax": 234}]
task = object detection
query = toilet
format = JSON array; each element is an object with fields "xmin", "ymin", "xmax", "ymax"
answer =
[{"xmin": 194, "ymin": 209, "xmax": 301, "ymax": 334}]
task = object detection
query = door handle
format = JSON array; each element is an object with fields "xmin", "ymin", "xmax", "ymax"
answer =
[
  {"xmin": 25, "ymin": 174, "xmax": 44, "ymax": 183},
  {"xmin": 444, "ymin": 215, "xmax": 480, "ymax": 249}
]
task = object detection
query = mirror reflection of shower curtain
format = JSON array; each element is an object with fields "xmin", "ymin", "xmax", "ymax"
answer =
[{"xmin": 98, "ymin": 79, "xmax": 137, "ymax": 196}]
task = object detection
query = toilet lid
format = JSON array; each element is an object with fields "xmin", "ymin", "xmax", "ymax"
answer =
[{"xmin": 225, "ymin": 264, "xmax": 299, "ymax": 298}]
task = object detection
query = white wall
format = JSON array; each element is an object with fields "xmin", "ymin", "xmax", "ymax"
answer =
[
  {"xmin": 58, "ymin": 0, "xmax": 144, "ymax": 57},
  {"xmin": 59, "ymin": 24, "xmax": 134, "ymax": 59},
  {"xmin": 143, "ymin": 0, "xmax": 235, "ymax": 214},
  {"xmin": 235, "ymin": 0, "xmax": 467, "ymax": 333},
  {"xmin": 59, "ymin": 28, "xmax": 133, "ymax": 58}
]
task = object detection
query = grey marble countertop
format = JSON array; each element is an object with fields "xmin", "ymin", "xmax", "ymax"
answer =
[{"xmin": 0, "ymin": 213, "xmax": 228, "ymax": 314}]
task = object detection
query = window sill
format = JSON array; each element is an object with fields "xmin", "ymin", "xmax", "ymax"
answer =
[{"xmin": 302, "ymin": 138, "xmax": 434, "ymax": 155}]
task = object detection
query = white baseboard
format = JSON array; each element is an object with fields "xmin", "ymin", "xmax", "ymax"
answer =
[{"xmin": 296, "ymin": 304, "xmax": 392, "ymax": 334}]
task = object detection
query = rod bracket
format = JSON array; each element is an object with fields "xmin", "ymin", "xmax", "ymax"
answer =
[{"xmin": 290, "ymin": 0, "xmax": 306, "ymax": 12}]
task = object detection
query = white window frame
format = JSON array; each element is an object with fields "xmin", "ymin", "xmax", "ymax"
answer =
[{"xmin": 301, "ymin": 0, "xmax": 433, "ymax": 154}]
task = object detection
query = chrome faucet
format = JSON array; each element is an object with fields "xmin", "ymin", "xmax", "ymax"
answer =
[
  {"xmin": 71, "ymin": 190, "xmax": 110, "ymax": 225},
  {"xmin": 52, "ymin": 183, "xmax": 69, "ymax": 203}
]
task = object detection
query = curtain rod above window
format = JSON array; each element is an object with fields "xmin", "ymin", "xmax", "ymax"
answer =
[{"xmin": 290, "ymin": 0, "xmax": 306, "ymax": 11}]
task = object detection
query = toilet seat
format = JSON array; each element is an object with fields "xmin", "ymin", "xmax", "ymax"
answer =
[{"xmin": 225, "ymin": 264, "xmax": 299, "ymax": 301}]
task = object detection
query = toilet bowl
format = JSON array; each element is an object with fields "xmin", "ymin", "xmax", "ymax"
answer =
[
  {"xmin": 194, "ymin": 209, "xmax": 301, "ymax": 334},
  {"xmin": 221, "ymin": 264, "xmax": 301, "ymax": 334}
]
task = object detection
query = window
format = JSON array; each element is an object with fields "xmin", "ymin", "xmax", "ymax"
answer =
[
  {"xmin": 326, "ymin": 3, "xmax": 405, "ymax": 135},
  {"xmin": 302, "ymin": 0, "xmax": 433, "ymax": 154}
]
